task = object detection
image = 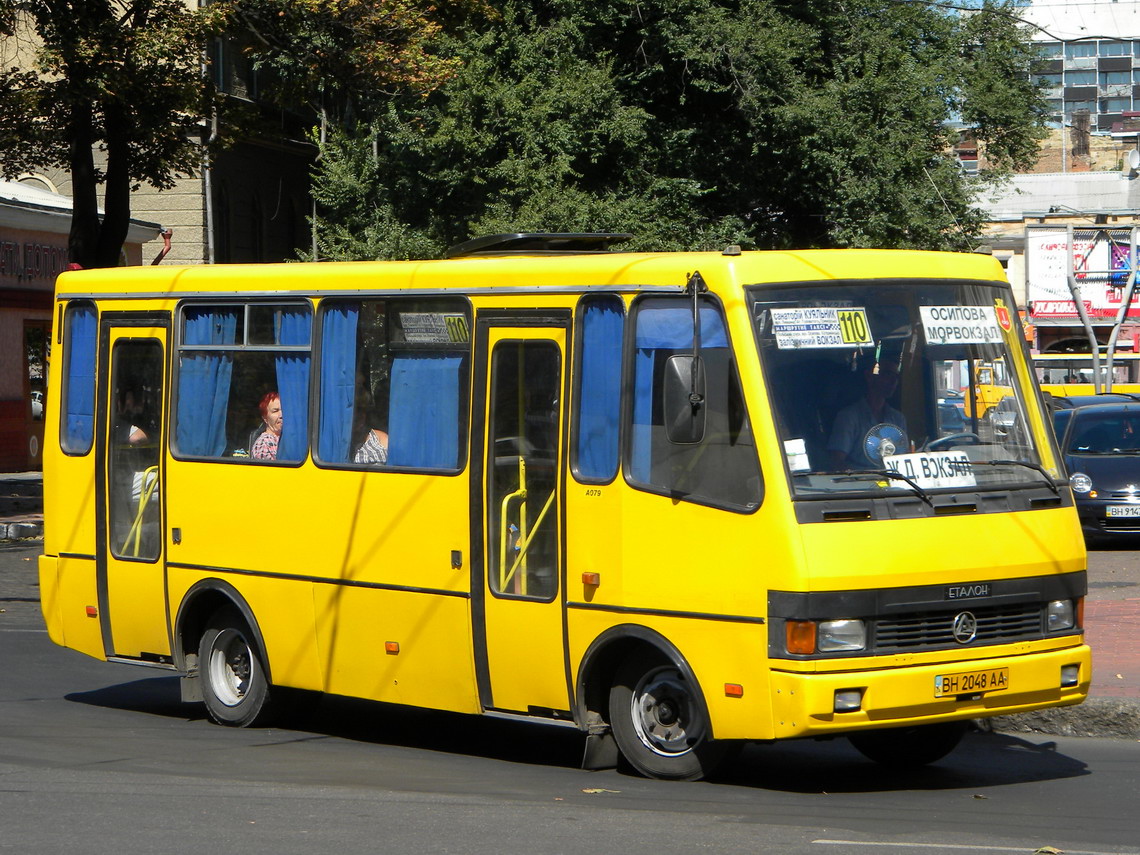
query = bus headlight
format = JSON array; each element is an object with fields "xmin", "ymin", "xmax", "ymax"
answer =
[
  {"xmin": 817, "ymin": 619, "xmax": 866, "ymax": 652},
  {"xmin": 1069, "ymin": 473, "xmax": 1092, "ymax": 493},
  {"xmin": 1047, "ymin": 599, "xmax": 1075, "ymax": 632}
]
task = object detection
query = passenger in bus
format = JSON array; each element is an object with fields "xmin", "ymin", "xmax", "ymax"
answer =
[
  {"xmin": 114, "ymin": 386, "xmax": 150, "ymax": 445},
  {"xmin": 251, "ymin": 392, "xmax": 283, "ymax": 460},
  {"xmin": 353, "ymin": 390, "xmax": 389, "ymax": 465},
  {"xmin": 828, "ymin": 361, "xmax": 908, "ymax": 469}
]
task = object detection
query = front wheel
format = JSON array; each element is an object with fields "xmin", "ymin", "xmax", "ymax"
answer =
[
  {"xmin": 847, "ymin": 721, "xmax": 967, "ymax": 768},
  {"xmin": 198, "ymin": 607, "xmax": 272, "ymax": 727},
  {"xmin": 608, "ymin": 650, "xmax": 727, "ymax": 781}
]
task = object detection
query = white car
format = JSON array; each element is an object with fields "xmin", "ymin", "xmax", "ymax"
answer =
[{"xmin": 30, "ymin": 390, "xmax": 43, "ymax": 419}]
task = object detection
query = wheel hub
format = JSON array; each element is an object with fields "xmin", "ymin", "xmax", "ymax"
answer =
[{"xmin": 631, "ymin": 666, "xmax": 697, "ymax": 756}]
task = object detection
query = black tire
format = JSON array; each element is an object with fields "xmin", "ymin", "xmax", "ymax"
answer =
[
  {"xmin": 198, "ymin": 606, "xmax": 272, "ymax": 727},
  {"xmin": 848, "ymin": 721, "xmax": 967, "ymax": 768},
  {"xmin": 607, "ymin": 650, "xmax": 727, "ymax": 781}
]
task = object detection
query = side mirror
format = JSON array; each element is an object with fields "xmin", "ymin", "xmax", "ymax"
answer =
[{"xmin": 663, "ymin": 354, "xmax": 706, "ymax": 444}]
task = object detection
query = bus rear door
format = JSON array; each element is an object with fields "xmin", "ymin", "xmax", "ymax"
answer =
[{"xmin": 96, "ymin": 315, "xmax": 171, "ymax": 662}]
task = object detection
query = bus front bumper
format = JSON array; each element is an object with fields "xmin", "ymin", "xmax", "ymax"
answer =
[{"xmin": 768, "ymin": 642, "xmax": 1092, "ymax": 740}]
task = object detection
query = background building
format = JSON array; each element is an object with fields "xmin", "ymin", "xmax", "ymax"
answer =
[{"xmin": 0, "ymin": 181, "xmax": 161, "ymax": 471}]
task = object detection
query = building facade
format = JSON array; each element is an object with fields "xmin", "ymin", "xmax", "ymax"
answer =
[{"xmin": 0, "ymin": 181, "xmax": 161, "ymax": 471}]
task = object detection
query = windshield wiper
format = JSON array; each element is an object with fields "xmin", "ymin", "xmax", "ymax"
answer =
[
  {"xmin": 833, "ymin": 469, "xmax": 934, "ymax": 507},
  {"xmin": 969, "ymin": 459, "xmax": 1059, "ymax": 495}
]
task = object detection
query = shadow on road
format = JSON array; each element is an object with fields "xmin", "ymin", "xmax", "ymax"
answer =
[
  {"xmin": 67, "ymin": 675, "xmax": 1090, "ymax": 791},
  {"xmin": 717, "ymin": 729, "xmax": 1089, "ymax": 793}
]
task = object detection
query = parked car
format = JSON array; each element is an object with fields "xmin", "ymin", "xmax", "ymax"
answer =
[
  {"xmin": 1053, "ymin": 401, "xmax": 1140, "ymax": 542},
  {"xmin": 29, "ymin": 390, "xmax": 43, "ymax": 419}
]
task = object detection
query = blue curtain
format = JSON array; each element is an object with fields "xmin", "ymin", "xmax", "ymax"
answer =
[
  {"xmin": 631, "ymin": 303, "xmax": 728, "ymax": 482},
  {"xmin": 64, "ymin": 304, "xmax": 97, "ymax": 453},
  {"xmin": 176, "ymin": 308, "xmax": 237, "ymax": 456},
  {"xmin": 577, "ymin": 297, "xmax": 624, "ymax": 480},
  {"xmin": 387, "ymin": 353, "xmax": 464, "ymax": 468},
  {"xmin": 275, "ymin": 307, "xmax": 312, "ymax": 462},
  {"xmin": 318, "ymin": 304, "xmax": 358, "ymax": 463}
]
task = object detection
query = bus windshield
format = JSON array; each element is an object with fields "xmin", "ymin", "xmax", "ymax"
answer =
[{"xmin": 751, "ymin": 279, "xmax": 1052, "ymax": 497}]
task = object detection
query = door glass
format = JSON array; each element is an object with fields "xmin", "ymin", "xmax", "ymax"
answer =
[
  {"xmin": 488, "ymin": 341, "xmax": 561, "ymax": 600},
  {"xmin": 109, "ymin": 340, "xmax": 164, "ymax": 560}
]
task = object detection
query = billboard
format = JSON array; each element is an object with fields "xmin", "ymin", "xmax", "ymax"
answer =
[{"xmin": 1025, "ymin": 226, "xmax": 1138, "ymax": 324}]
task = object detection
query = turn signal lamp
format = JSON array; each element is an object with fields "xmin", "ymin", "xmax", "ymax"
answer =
[{"xmin": 786, "ymin": 621, "xmax": 816, "ymax": 654}]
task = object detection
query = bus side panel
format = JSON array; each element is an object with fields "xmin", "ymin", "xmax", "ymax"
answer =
[
  {"xmin": 568, "ymin": 609, "xmax": 777, "ymax": 742},
  {"xmin": 312, "ymin": 586, "xmax": 480, "ymax": 714},
  {"xmin": 39, "ymin": 555, "xmax": 105, "ymax": 659},
  {"xmin": 42, "ymin": 416, "xmax": 98, "ymax": 561},
  {"xmin": 167, "ymin": 565, "xmax": 325, "ymax": 692}
]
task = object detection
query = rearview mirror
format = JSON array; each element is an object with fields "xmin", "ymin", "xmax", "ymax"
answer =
[{"xmin": 663, "ymin": 354, "xmax": 706, "ymax": 444}]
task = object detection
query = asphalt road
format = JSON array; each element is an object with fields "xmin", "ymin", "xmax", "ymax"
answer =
[{"xmin": 3, "ymin": 540, "xmax": 1140, "ymax": 854}]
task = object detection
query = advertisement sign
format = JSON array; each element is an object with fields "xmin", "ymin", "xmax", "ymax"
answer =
[{"xmin": 1026, "ymin": 227, "xmax": 1138, "ymax": 323}]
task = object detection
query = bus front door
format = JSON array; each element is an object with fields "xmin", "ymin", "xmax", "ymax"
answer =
[
  {"xmin": 96, "ymin": 318, "xmax": 171, "ymax": 662},
  {"xmin": 474, "ymin": 320, "xmax": 571, "ymax": 716}
]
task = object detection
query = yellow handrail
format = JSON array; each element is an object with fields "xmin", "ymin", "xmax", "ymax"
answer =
[
  {"xmin": 501, "ymin": 487, "xmax": 556, "ymax": 593},
  {"xmin": 121, "ymin": 465, "xmax": 159, "ymax": 557},
  {"xmin": 498, "ymin": 457, "xmax": 527, "ymax": 593}
]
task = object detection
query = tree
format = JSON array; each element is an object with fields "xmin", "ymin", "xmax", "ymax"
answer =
[
  {"xmin": 0, "ymin": 0, "xmax": 464, "ymax": 269},
  {"xmin": 306, "ymin": 0, "xmax": 1048, "ymax": 258},
  {"xmin": 0, "ymin": 1, "xmax": 227, "ymax": 268}
]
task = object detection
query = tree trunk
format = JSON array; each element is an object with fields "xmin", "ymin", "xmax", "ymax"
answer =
[
  {"xmin": 97, "ymin": 103, "xmax": 132, "ymax": 269},
  {"xmin": 67, "ymin": 99, "xmax": 100, "ymax": 269}
]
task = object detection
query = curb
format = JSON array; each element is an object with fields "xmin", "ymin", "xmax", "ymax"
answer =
[
  {"xmin": 984, "ymin": 697, "xmax": 1140, "ymax": 740},
  {"xmin": 1, "ymin": 521, "xmax": 43, "ymax": 540}
]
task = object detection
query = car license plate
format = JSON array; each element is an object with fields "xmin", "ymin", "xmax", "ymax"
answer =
[
  {"xmin": 934, "ymin": 667, "xmax": 1009, "ymax": 698},
  {"xmin": 1106, "ymin": 505, "xmax": 1140, "ymax": 518}
]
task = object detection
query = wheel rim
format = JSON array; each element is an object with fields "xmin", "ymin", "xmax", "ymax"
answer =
[
  {"xmin": 629, "ymin": 665, "xmax": 699, "ymax": 757},
  {"xmin": 208, "ymin": 628, "xmax": 253, "ymax": 707}
]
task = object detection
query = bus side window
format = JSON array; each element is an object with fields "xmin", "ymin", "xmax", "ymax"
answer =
[
  {"xmin": 316, "ymin": 298, "xmax": 471, "ymax": 471},
  {"xmin": 173, "ymin": 303, "xmax": 311, "ymax": 462},
  {"xmin": 626, "ymin": 297, "xmax": 762, "ymax": 511},
  {"xmin": 573, "ymin": 294, "xmax": 624, "ymax": 482},
  {"xmin": 61, "ymin": 302, "xmax": 98, "ymax": 455}
]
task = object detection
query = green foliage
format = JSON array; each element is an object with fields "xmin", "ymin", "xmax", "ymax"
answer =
[{"xmin": 308, "ymin": 0, "xmax": 1049, "ymax": 258}]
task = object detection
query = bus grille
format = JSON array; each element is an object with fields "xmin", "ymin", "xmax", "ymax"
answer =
[{"xmin": 873, "ymin": 604, "xmax": 1044, "ymax": 651}]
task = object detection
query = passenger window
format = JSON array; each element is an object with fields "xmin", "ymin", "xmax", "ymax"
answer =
[
  {"xmin": 61, "ymin": 302, "xmax": 97, "ymax": 455},
  {"xmin": 173, "ymin": 303, "xmax": 311, "ymax": 462},
  {"xmin": 573, "ymin": 295, "xmax": 624, "ymax": 482},
  {"xmin": 626, "ymin": 297, "xmax": 762, "ymax": 510},
  {"xmin": 316, "ymin": 298, "xmax": 471, "ymax": 470}
]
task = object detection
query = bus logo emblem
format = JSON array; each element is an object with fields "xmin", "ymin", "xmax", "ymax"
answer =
[{"xmin": 952, "ymin": 612, "xmax": 978, "ymax": 644}]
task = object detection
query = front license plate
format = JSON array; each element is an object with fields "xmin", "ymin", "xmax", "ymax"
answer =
[
  {"xmin": 934, "ymin": 667, "xmax": 1009, "ymax": 698},
  {"xmin": 1107, "ymin": 505, "xmax": 1140, "ymax": 518}
]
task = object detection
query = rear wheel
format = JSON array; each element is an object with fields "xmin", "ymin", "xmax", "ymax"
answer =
[
  {"xmin": 848, "ymin": 721, "xmax": 967, "ymax": 768},
  {"xmin": 198, "ymin": 607, "xmax": 272, "ymax": 727},
  {"xmin": 608, "ymin": 650, "xmax": 727, "ymax": 781}
]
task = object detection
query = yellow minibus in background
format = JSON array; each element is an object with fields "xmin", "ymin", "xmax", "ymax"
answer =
[{"xmin": 39, "ymin": 235, "xmax": 1090, "ymax": 780}]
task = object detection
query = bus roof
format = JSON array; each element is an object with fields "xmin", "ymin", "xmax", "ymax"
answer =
[{"xmin": 52, "ymin": 246, "xmax": 1008, "ymax": 300}]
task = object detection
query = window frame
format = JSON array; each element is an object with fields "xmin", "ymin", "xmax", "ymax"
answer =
[
  {"xmin": 170, "ymin": 299, "xmax": 313, "ymax": 465},
  {"xmin": 312, "ymin": 295, "xmax": 474, "ymax": 475},
  {"xmin": 621, "ymin": 292, "xmax": 763, "ymax": 514},
  {"xmin": 570, "ymin": 293, "xmax": 626, "ymax": 485},
  {"xmin": 60, "ymin": 300, "xmax": 98, "ymax": 457}
]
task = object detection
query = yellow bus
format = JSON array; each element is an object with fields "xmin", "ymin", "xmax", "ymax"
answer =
[
  {"xmin": 1034, "ymin": 351, "xmax": 1140, "ymax": 397},
  {"xmin": 39, "ymin": 235, "xmax": 1090, "ymax": 780}
]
